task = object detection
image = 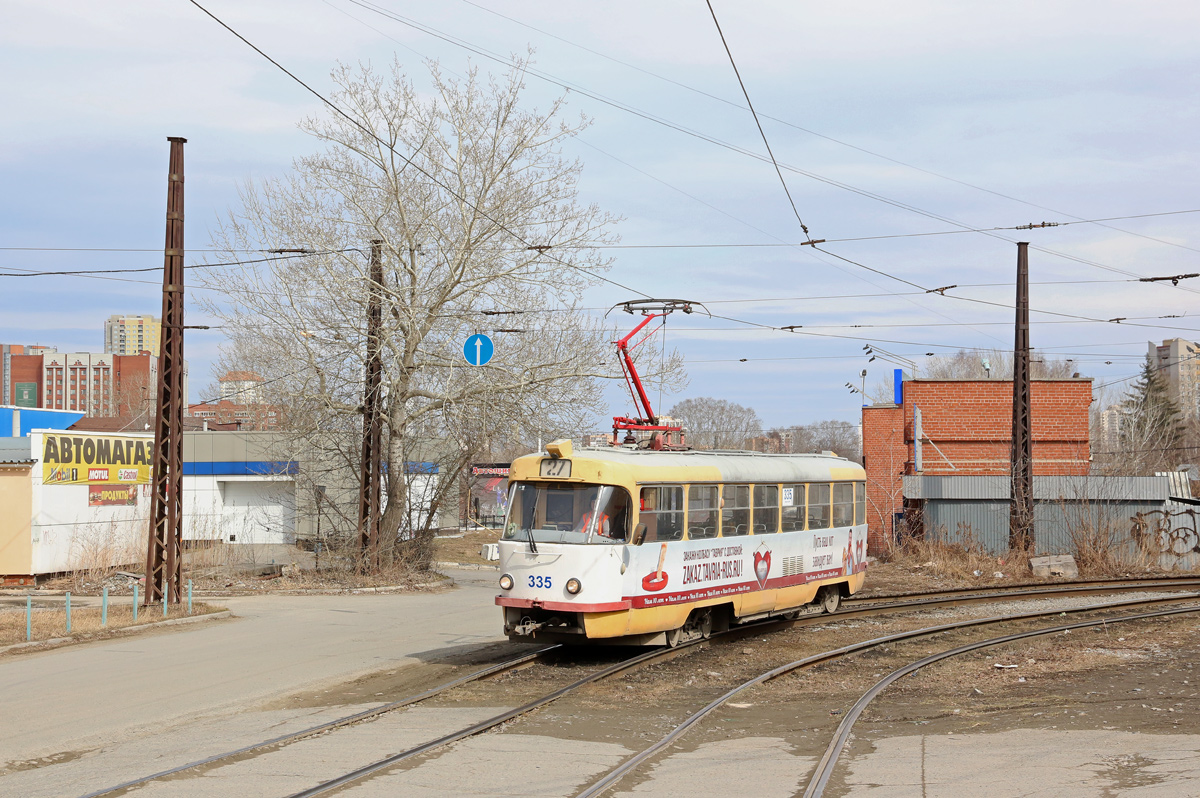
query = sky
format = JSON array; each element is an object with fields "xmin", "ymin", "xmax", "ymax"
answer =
[{"xmin": 2, "ymin": 0, "xmax": 1198, "ymax": 433}]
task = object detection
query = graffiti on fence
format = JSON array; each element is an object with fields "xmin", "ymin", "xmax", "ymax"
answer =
[{"xmin": 1131, "ymin": 508, "xmax": 1200, "ymax": 557}]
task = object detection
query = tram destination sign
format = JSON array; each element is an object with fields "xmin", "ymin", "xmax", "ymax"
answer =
[{"xmin": 540, "ymin": 459, "xmax": 571, "ymax": 478}]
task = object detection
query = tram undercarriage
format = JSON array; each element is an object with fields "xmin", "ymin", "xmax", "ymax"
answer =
[{"xmin": 504, "ymin": 584, "xmax": 846, "ymax": 647}]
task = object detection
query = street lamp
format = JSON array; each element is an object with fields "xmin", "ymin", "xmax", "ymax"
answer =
[{"xmin": 846, "ymin": 375, "xmax": 868, "ymax": 407}]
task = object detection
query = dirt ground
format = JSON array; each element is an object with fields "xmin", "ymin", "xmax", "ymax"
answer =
[
  {"xmin": 261, "ymin": 589, "xmax": 1200, "ymax": 792},
  {"xmin": 433, "ymin": 528, "xmax": 502, "ymax": 567},
  {"xmin": 0, "ymin": 601, "xmax": 226, "ymax": 648}
]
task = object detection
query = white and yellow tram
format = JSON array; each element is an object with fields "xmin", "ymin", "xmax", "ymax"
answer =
[{"xmin": 495, "ymin": 440, "xmax": 867, "ymax": 645}]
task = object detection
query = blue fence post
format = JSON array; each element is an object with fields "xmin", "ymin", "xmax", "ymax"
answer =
[
  {"xmin": 102, "ymin": 587, "xmax": 109, "ymax": 627},
  {"xmin": 65, "ymin": 591, "xmax": 71, "ymax": 634},
  {"xmin": 133, "ymin": 584, "xmax": 138, "ymax": 622},
  {"xmin": 162, "ymin": 591, "xmax": 168, "ymax": 618},
  {"xmin": 187, "ymin": 579, "xmax": 193, "ymax": 615},
  {"xmin": 26, "ymin": 594, "xmax": 31, "ymax": 642}
]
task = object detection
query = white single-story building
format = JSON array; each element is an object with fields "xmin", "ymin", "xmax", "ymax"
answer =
[{"xmin": 0, "ymin": 430, "xmax": 298, "ymax": 584}]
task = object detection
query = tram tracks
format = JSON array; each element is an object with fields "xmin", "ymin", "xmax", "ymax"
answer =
[
  {"xmin": 801, "ymin": 602, "xmax": 1200, "ymax": 798},
  {"xmin": 576, "ymin": 591, "xmax": 1200, "ymax": 798},
  {"xmin": 77, "ymin": 580, "xmax": 1200, "ymax": 798},
  {"xmin": 78, "ymin": 648, "xmax": 557, "ymax": 798}
]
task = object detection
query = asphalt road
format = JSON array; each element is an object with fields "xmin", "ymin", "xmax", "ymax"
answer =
[{"xmin": 0, "ymin": 569, "xmax": 504, "ymax": 767}]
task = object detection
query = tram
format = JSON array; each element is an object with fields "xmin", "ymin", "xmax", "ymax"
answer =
[{"xmin": 495, "ymin": 439, "xmax": 867, "ymax": 645}]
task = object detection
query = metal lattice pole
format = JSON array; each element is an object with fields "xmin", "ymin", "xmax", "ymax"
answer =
[
  {"xmin": 145, "ymin": 136, "xmax": 187, "ymax": 604},
  {"xmin": 1009, "ymin": 242, "xmax": 1034, "ymax": 551},
  {"xmin": 357, "ymin": 240, "xmax": 384, "ymax": 571}
]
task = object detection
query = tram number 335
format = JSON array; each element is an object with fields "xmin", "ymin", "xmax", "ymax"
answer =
[{"xmin": 528, "ymin": 575, "xmax": 552, "ymax": 588}]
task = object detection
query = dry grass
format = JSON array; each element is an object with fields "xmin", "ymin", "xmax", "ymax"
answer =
[
  {"xmin": 63, "ymin": 520, "xmax": 144, "ymax": 592},
  {"xmin": 884, "ymin": 518, "xmax": 1187, "ymax": 581},
  {"xmin": 1067, "ymin": 520, "xmax": 1162, "ymax": 576},
  {"xmin": 185, "ymin": 558, "xmax": 449, "ymax": 594},
  {"xmin": 0, "ymin": 601, "xmax": 223, "ymax": 647},
  {"xmin": 884, "ymin": 528, "xmax": 1026, "ymax": 584}
]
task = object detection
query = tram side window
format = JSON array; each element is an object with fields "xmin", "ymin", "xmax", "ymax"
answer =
[
  {"xmin": 722, "ymin": 485, "xmax": 750, "ymax": 537},
  {"xmin": 855, "ymin": 482, "xmax": 866, "ymax": 525},
  {"xmin": 808, "ymin": 483, "xmax": 831, "ymax": 530},
  {"xmin": 781, "ymin": 484, "xmax": 805, "ymax": 532},
  {"xmin": 833, "ymin": 482, "xmax": 855, "ymax": 527},
  {"xmin": 753, "ymin": 485, "xmax": 779, "ymax": 534},
  {"xmin": 641, "ymin": 486, "xmax": 684, "ymax": 542},
  {"xmin": 687, "ymin": 486, "xmax": 719, "ymax": 539}
]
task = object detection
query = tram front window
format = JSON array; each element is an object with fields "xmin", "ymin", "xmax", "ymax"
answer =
[{"xmin": 502, "ymin": 482, "xmax": 631, "ymax": 545}]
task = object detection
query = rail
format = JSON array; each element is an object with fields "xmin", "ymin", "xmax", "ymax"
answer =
[
  {"xmin": 79, "ymin": 579, "xmax": 1200, "ymax": 797},
  {"xmin": 576, "ymin": 590, "xmax": 1200, "ymax": 797}
]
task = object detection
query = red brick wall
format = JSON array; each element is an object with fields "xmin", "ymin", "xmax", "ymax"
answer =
[
  {"xmin": 113, "ymin": 355, "xmax": 154, "ymax": 416},
  {"xmin": 862, "ymin": 404, "xmax": 906, "ymax": 554},
  {"xmin": 861, "ymin": 379, "xmax": 1092, "ymax": 554},
  {"xmin": 8, "ymin": 354, "xmax": 42, "ymax": 405}
]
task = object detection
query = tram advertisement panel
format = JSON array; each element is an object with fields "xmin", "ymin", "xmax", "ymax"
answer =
[
  {"xmin": 42, "ymin": 434, "xmax": 153, "ymax": 486},
  {"xmin": 627, "ymin": 524, "xmax": 863, "ymax": 609}
]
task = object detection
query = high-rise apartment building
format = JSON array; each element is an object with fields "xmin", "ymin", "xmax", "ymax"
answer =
[
  {"xmin": 1149, "ymin": 338, "xmax": 1200, "ymax": 420},
  {"xmin": 104, "ymin": 314, "xmax": 162, "ymax": 356}
]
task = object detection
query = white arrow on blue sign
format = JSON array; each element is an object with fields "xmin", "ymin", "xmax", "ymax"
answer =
[{"xmin": 464, "ymin": 333, "xmax": 494, "ymax": 366}]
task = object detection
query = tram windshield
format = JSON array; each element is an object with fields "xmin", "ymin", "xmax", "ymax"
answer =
[{"xmin": 502, "ymin": 482, "xmax": 631, "ymax": 545}]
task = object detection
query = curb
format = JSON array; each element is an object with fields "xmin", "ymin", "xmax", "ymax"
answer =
[
  {"xmin": 435, "ymin": 561, "xmax": 499, "ymax": 572},
  {"xmin": 0, "ymin": 610, "xmax": 233, "ymax": 656},
  {"xmin": 190, "ymin": 584, "xmax": 447, "ymax": 596}
]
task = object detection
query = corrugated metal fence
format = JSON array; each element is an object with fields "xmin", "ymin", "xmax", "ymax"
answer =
[{"xmin": 903, "ymin": 475, "xmax": 1200, "ymax": 569}]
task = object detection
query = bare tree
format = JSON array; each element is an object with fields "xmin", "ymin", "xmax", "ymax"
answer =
[
  {"xmin": 668, "ymin": 397, "xmax": 761, "ymax": 450},
  {"xmin": 771, "ymin": 420, "xmax": 862, "ymax": 462},
  {"xmin": 868, "ymin": 349, "xmax": 1081, "ymax": 403},
  {"xmin": 922, "ymin": 349, "xmax": 1079, "ymax": 380},
  {"xmin": 1103, "ymin": 355, "xmax": 1186, "ymax": 475},
  {"xmin": 200, "ymin": 59, "xmax": 642, "ymax": 565}
]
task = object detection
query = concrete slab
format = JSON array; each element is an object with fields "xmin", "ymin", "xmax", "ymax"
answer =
[
  {"xmin": 0, "ymin": 571, "xmax": 504, "ymax": 767},
  {"xmin": 118, "ymin": 706, "xmax": 510, "ymax": 798},
  {"xmin": 612, "ymin": 737, "xmax": 814, "ymax": 798},
  {"xmin": 0, "ymin": 704, "xmax": 378, "ymax": 798},
  {"xmin": 840, "ymin": 729, "xmax": 1200, "ymax": 797},
  {"xmin": 339, "ymin": 733, "xmax": 632, "ymax": 797}
]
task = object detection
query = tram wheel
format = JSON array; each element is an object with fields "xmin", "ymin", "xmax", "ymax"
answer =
[
  {"xmin": 693, "ymin": 608, "xmax": 713, "ymax": 639},
  {"xmin": 664, "ymin": 627, "xmax": 683, "ymax": 648},
  {"xmin": 819, "ymin": 586, "xmax": 841, "ymax": 614}
]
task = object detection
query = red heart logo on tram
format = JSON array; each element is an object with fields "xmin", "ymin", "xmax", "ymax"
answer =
[{"xmin": 753, "ymin": 551, "xmax": 771, "ymax": 587}]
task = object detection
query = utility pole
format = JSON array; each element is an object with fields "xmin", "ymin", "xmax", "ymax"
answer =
[
  {"xmin": 357, "ymin": 240, "xmax": 383, "ymax": 571},
  {"xmin": 145, "ymin": 136, "xmax": 187, "ymax": 604},
  {"xmin": 1009, "ymin": 242, "xmax": 1034, "ymax": 552}
]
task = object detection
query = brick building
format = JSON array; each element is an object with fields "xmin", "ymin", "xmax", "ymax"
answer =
[
  {"xmin": 0, "ymin": 345, "xmax": 180, "ymax": 418},
  {"xmin": 186, "ymin": 399, "xmax": 280, "ymax": 431},
  {"xmin": 862, "ymin": 375, "xmax": 1092, "ymax": 553},
  {"xmin": 187, "ymin": 371, "xmax": 280, "ymax": 431},
  {"xmin": 2, "ymin": 344, "xmax": 53, "ymax": 407}
]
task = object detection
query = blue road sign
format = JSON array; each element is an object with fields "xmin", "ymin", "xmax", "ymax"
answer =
[{"xmin": 464, "ymin": 333, "xmax": 494, "ymax": 366}]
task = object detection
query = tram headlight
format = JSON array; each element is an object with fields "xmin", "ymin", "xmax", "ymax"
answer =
[
  {"xmin": 566, "ymin": 577, "xmax": 582, "ymax": 595},
  {"xmin": 499, "ymin": 574, "xmax": 514, "ymax": 591}
]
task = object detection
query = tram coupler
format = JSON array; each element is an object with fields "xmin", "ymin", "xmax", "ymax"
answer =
[{"xmin": 512, "ymin": 619, "xmax": 545, "ymax": 636}]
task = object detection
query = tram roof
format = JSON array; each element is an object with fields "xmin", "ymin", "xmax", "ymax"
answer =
[{"xmin": 555, "ymin": 446, "xmax": 864, "ymax": 482}]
